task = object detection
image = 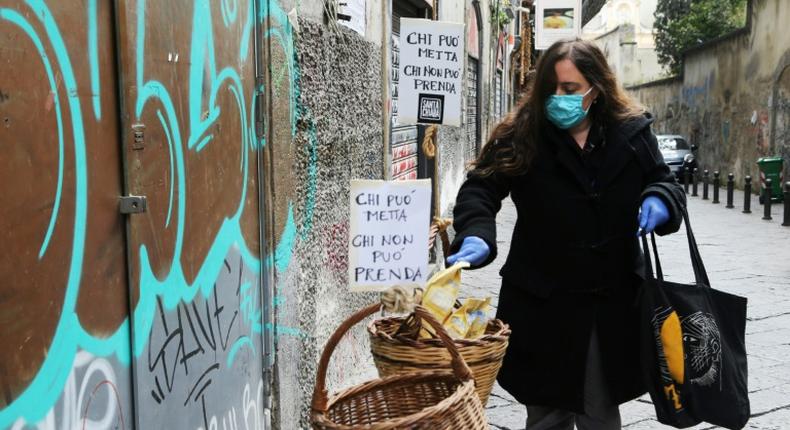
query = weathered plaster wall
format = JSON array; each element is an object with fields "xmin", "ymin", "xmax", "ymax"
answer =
[
  {"xmin": 438, "ymin": 126, "xmax": 469, "ymax": 216},
  {"xmin": 436, "ymin": 1, "xmax": 485, "ymax": 218},
  {"xmin": 278, "ymin": 0, "xmax": 387, "ymax": 47},
  {"xmin": 272, "ymin": 18, "xmax": 383, "ymax": 429},
  {"xmin": 594, "ymin": 26, "xmax": 630, "ymax": 84},
  {"xmin": 626, "ymin": 77, "xmax": 683, "ymax": 134},
  {"xmin": 440, "ymin": 0, "xmax": 465, "ymax": 22},
  {"xmin": 593, "ymin": 24, "xmax": 663, "ymax": 86},
  {"xmin": 629, "ymin": 0, "xmax": 790, "ymax": 182},
  {"xmin": 479, "ymin": 0, "xmax": 495, "ymax": 147}
]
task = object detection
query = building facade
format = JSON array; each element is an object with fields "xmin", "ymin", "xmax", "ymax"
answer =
[{"xmin": 583, "ymin": 0, "xmax": 664, "ymax": 86}]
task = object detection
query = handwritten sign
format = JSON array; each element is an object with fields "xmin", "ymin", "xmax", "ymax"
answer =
[
  {"xmin": 398, "ymin": 18, "xmax": 465, "ymax": 126},
  {"xmin": 348, "ymin": 179, "xmax": 431, "ymax": 292}
]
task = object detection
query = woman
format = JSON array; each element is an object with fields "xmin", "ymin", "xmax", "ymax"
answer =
[{"xmin": 446, "ymin": 39, "xmax": 685, "ymax": 429}]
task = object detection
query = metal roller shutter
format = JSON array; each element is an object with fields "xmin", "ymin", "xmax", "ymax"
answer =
[
  {"xmin": 466, "ymin": 56, "xmax": 479, "ymax": 161},
  {"xmin": 391, "ymin": 3, "xmax": 421, "ymax": 180}
]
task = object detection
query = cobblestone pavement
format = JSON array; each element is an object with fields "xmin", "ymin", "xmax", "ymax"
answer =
[{"xmin": 459, "ymin": 187, "xmax": 790, "ymax": 429}]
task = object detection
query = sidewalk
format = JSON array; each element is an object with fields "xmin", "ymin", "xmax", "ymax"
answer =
[{"xmin": 461, "ymin": 188, "xmax": 790, "ymax": 429}]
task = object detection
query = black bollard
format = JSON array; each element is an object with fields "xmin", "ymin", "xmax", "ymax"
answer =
[
  {"xmin": 726, "ymin": 173, "xmax": 735, "ymax": 208},
  {"xmin": 763, "ymin": 178, "xmax": 773, "ymax": 221},
  {"xmin": 783, "ymin": 182, "xmax": 790, "ymax": 227},
  {"xmin": 713, "ymin": 171, "xmax": 721, "ymax": 204},
  {"xmin": 692, "ymin": 168, "xmax": 699, "ymax": 196},
  {"xmin": 743, "ymin": 176, "xmax": 752, "ymax": 214},
  {"xmin": 683, "ymin": 169, "xmax": 690, "ymax": 194},
  {"xmin": 703, "ymin": 170, "xmax": 710, "ymax": 200}
]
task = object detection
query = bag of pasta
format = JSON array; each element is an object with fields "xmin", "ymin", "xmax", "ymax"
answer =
[
  {"xmin": 418, "ymin": 262, "xmax": 468, "ymax": 338},
  {"xmin": 462, "ymin": 297, "xmax": 492, "ymax": 339}
]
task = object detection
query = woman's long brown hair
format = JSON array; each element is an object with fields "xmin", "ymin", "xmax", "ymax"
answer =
[{"xmin": 471, "ymin": 38, "xmax": 645, "ymax": 177}]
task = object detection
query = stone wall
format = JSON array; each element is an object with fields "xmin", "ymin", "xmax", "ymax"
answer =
[{"xmin": 272, "ymin": 18, "xmax": 383, "ymax": 429}]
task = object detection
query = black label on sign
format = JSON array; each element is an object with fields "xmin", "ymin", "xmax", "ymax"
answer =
[{"xmin": 418, "ymin": 93, "xmax": 444, "ymax": 124}]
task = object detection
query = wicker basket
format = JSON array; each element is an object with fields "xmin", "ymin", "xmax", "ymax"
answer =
[
  {"xmin": 311, "ymin": 304, "xmax": 488, "ymax": 429},
  {"xmin": 368, "ymin": 315, "xmax": 510, "ymax": 406}
]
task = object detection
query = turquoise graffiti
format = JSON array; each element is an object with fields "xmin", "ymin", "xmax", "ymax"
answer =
[
  {"xmin": 0, "ymin": 0, "xmax": 315, "ymax": 427},
  {"xmin": 88, "ymin": 0, "xmax": 100, "ymax": 120}
]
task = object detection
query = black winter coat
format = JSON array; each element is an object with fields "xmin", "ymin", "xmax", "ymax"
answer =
[{"xmin": 450, "ymin": 114, "xmax": 685, "ymax": 413}]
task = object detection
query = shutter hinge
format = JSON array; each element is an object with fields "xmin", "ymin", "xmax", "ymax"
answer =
[{"xmin": 119, "ymin": 195, "xmax": 147, "ymax": 214}]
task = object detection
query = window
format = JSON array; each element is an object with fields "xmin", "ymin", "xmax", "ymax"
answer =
[{"xmin": 657, "ymin": 137, "xmax": 690, "ymax": 151}]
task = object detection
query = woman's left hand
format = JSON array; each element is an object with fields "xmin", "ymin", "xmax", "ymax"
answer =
[
  {"xmin": 638, "ymin": 196, "xmax": 670, "ymax": 235},
  {"xmin": 447, "ymin": 236, "xmax": 490, "ymax": 266}
]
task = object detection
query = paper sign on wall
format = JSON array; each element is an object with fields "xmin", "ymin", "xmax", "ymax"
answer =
[
  {"xmin": 534, "ymin": 0, "xmax": 582, "ymax": 50},
  {"xmin": 348, "ymin": 179, "xmax": 431, "ymax": 292},
  {"xmin": 398, "ymin": 18, "xmax": 465, "ymax": 126},
  {"xmin": 339, "ymin": 0, "xmax": 366, "ymax": 36}
]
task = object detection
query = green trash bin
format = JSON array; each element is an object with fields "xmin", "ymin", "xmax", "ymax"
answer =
[{"xmin": 757, "ymin": 156, "xmax": 785, "ymax": 203}]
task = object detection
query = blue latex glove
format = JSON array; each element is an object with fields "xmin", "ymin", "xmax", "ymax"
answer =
[
  {"xmin": 447, "ymin": 236, "xmax": 490, "ymax": 266},
  {"xmin": 638, "ymin": 196, "xmax": 670, "ymax": 235}
]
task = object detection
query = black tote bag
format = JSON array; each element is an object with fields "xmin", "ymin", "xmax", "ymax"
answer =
[{"xmin": 639, "ymin": 208, "xmax": 750, "ymax": 429}]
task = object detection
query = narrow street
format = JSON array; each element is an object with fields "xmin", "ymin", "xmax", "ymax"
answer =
[
  {"xmin": 2, "ymin": 0, "xmax": 789, "ymax": 427},
  {"xmin": 461, "ymin": 189, "xmax": 790, "ymax": 429}
]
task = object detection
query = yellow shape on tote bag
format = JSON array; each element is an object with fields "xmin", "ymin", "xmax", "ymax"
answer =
[{"xmin": 661, "ymin": 310, "xmax": 685, "ymax": 384}]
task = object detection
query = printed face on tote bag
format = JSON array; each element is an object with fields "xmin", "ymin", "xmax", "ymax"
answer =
[
  {"xmin": 651, "ymin": 306, "xmax": 725, "ymax": 412},
  {"xmin": 682, "ymin": 312, "xmax": 722, "ymax": 387}
]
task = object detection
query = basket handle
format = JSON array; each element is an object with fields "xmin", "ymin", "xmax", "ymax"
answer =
[{"xmin": 311, "ymin": 303, "xmax": 474, "ymax": 414}]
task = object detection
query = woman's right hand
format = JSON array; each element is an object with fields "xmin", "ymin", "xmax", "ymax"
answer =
[{"xmin": 446, "ymin": 236, "xmax": 490, "ymax": 266}]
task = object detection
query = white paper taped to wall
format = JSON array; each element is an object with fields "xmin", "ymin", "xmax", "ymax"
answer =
[
  {"xmin": 535, "ymin": 0, "xmax": 582, "ymax": 50},
  {"xmin": 348, "ymin": 179, "xmax": 431, "ymax": 292}
]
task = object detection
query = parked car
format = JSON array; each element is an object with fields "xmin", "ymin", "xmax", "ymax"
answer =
[{"xmin": 656, "ymin": 134, "xmax": 698, "ymax": 181}]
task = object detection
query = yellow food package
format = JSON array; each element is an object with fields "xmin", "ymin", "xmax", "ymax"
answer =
[
  {"xmin": 463, "ymin": 297, "xmax": 492, "ymax": 339},
  {"xmin": 441, "ymin": 297, "xmax": 491, "ymax": 339},
  {"xmin": 418, "ymin": 262, "xmax": 468, "ymax": 338},
  {"xmin": 443, "ymin": 309, "xmax": 470, "ymax": 339}
]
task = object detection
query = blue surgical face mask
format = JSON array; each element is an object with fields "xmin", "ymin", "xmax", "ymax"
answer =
[{"xmin": 545, "ymin": 87, "xmax": 594, "ymax": 129}]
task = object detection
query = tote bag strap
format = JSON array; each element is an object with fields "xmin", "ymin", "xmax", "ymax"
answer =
[
  {"xmin": 643, "ymin": 206, "xmax": 711, "ymax": 287},
  {"xmin": 641, "ymin": 232, "xmax": 664, "ymax": 281},
  {"xmin": 680, "ymin": 206, "xmax": 711, "ymax": 287},
  {"xmin": 650, "ymin": 233, "xmax": 663, "ymax": 280},
  {"xmin": 641, "ymin": 233, "xmax": 656, "ymax": 280}
]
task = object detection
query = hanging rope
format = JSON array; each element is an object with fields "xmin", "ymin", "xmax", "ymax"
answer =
[
  {"xmin": 428, "ymin": 216, "xmax": 453, "ymax": 257},
  {"xmin": 422, "ymin": 125, "xmax": 438, "ymax": 159},
  {"xmin": 433, "ymin": 217, "xmax": 452, "ymax": 233}
]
